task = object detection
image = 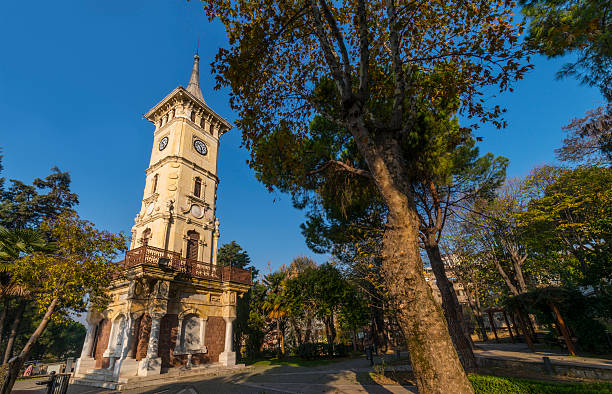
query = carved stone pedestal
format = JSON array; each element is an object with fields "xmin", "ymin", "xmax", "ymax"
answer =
[
  {"xmin": 218, "ymin": 351, "xmax": 236, "ymax": 367},
  {"xmin": 137, "ymin": 357, "xmax": 162, "ymax": 376}
]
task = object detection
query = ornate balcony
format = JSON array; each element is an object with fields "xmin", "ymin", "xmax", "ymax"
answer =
[{"xmin": 118, "ymin": 245, "xmax": 252, "ymax": 285}]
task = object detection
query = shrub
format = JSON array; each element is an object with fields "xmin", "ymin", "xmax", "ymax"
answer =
[
  {"xmin": 297, "ymin": 342, "xmax": 326, "ymax": 360},
  {"xmin": 334, "ymin": 343, "xmax": 349, "ymax": 357}
]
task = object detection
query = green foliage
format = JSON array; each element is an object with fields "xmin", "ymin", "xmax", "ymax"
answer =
[
  {"xmin": 469, "ymin": 374, "xmax": 612, "ymax": 393},
  {"xmin": 520, "ymin": 166, "xmax": 612, "ymax": 288},
  {"xmin": 296, "ymin": 342, "xmax": 328, "ymax": 360},
  {"xmin": 235, "ymin": 282, "xmax": 267, "ymax": 359},
  {"xmin": 9, "ymin": 301, "xmax": 86, "ymax": 361},
  {"xmin": 505, "ymin": 286, "xmax": 611, "ymax": 353},
  {"xmin": 519, "ymin": 0, "xmax": 611, "ymax": 99},
  {"xmin": 0, "ymin": 167, "xmax": 78, "ymax": 230},
  {"xmin": 15, "ymin": 212, "xmax": 126, "ymax": 319},
  {"xmin": 217, "ymin": 240, "xmax": 258, "ymax": 277}
]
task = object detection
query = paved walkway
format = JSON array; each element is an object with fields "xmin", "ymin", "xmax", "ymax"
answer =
[
  {"xmin": 14, "ymin": 344, "xmax": 610, "ymax": 393},
  {"xmin": 14, "ymin": 354, "xmax": 417, "ymax": 394},
  {"xmin": 474, "ymin": 342, "xmax": 612, "ymax": 370}
]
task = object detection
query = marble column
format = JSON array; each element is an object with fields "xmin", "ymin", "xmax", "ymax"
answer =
[
  {"xmin": 218, "ymin": 317, "xmax": 236, "ymax": 366},
  {"xmin": 113, "ymin": 314, "xmax": 136, "ymax": 377},
  {"xmin": 80, "ymin": 321, "xmax": 97, "ymax": 359},
  {"xmin": 138, "ymin": 313, "xmax": 164, "ymax": 376},
  {"xmin": 73, "ymin": 318, "xmax": 99, "ymax": 376}
]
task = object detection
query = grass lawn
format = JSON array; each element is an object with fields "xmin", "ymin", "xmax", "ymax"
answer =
[
  {"xmin": 469, "ymin": 374, "xmax": 612, "ymax": 393},
  {"xmin": 367, "ymin": 369, "xmax": 612, "ymax": 393}
]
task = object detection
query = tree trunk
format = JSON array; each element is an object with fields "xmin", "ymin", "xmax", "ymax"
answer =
[
  {"xmin": 348, "ymin": 125, "xmax": 473, "ymax": 393},
  {"xmin": 324, "ymin": 315, "xmax": 334, "ymax": 356},
  {"xmin": 424, "ymin": 241, "xmax": 477, "ymax": 371},
  {"xmin": 476, "ymin": 314, "xmax": 488, "ymax": 342},
  {"xmin": 290, "ymin": 318, "xmax": 302, "ymax": 346},
  {"xmin": 3, "ymin": 300, "xmax": 26, "ymax": 364},
  {"xmin": 0, "ymin": 299, "xmax": 8, "ymax": 350},
  {"xmin": 471, "ymin": 280, "xmax": 488, "ymax": 342},
  {"xmin": 276, "ymin": 320, "xmax": 284, "ymax": 357},
  {"xmin": 371, "ymin": 305, "xmax": 386, "ymax": 352},
  {"xmin": 304, "ymin": 317, "xmax": 312, "ymax": 343},
  {"xmin": 381, "ymin": 206, "xmax": 474, "ymax": 393},
  {"xmin": 0, "ymin": 297, "xmax": 58, "ymax": 394}
]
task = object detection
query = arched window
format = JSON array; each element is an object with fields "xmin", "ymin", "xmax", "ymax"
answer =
[
  {"xmin": 186, "ymin": 231, "xmax": 200, "ymax": 261},
  {"xmin": 194, "ymin": 177, "xmax": 202, "ymax": 198},
  {"xmin": 208, "ymin": 123, "xmax": 214, "ymax": 135},
  {"xmin": 141, "ymin": 228, "xmax": 151, "ymax": 246},
  {"xmin": 152, "ymin": 174, "xmax": 158, "ymax": 193},
  {"xmin": 200, "ymin": 117, "xmax": 206, "ymax": 128},
  {"xmin": 190, "ymin": 111, "xmax": 196, "ymax": 122},
  {"xmin": 181, "ymin": 314, "xmax": 201, "ymax": 351}
]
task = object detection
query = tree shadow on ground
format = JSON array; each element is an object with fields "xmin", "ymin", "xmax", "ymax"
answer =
[{"xmin": 136, "ymin": 356, "xmax": 413, "ymax": 393}]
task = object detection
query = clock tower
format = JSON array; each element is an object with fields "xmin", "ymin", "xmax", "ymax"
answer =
[
  {"xmin": 72, "ymin": 54, "xmax": 250, "ymax": 389},
  {"xmin": 130, "ymin": 53, "xmax": 231, "ymax": 264}
]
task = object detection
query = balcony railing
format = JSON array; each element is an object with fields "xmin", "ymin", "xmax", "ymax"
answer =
[{"xmin": 118, "ymin": 245, "xmax": 252, "ymax": 285}]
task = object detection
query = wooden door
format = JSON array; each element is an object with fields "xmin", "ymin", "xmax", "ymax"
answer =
[{"xmin": 186, "ymin": 231, "xmax": 199, "ymax": 261}]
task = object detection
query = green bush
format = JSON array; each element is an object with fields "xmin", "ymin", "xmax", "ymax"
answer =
[
  {"xmin": 334, "ymin": 343, "xmax": 349, "ymax": 357},
  {"xmin": 296, "ymin": 342, "xmax": 327, "ymax": 359},
  {"xmin": 469, "ymin": 375, "xmax": 612, "ymax": 393}
]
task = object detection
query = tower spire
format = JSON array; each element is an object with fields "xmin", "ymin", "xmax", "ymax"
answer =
[{"xmin": 186, "ymin": 53, "xmax": 205, "ymax": 103}]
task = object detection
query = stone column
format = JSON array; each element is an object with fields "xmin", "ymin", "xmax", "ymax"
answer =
[
  {"xmin": 73, "ymin": 317, "xmax": 99, "ymax": 377},
  {"xmin": 212, "ymin": 218, "xmax": 220, "ymax": 266},
  {"xmin": 80, "ymin": 321, "xmax": 97, "ymax": 359},
  {"xmin": 218, "ymin": 317, "xmax": 236, "ymax": 366},
  {"xmin": 138, "ymin": 312, "xmax": 164, "ymax": 376},
  {"xmin": 113, "ymin": 314, "xmax": 136, "ymax": 377}
]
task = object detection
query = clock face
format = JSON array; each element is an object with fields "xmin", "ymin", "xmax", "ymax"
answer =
[
  {"xmin": 190, "ymin": 204, "xmax": 203, "ymax": 218},
  {"xmin": 193, "ymin": 139, "xmax": 208, "ymax": 156},
  {"xmin": 159, "ymin": 136, "xmax": 169, "ymax": 151}
]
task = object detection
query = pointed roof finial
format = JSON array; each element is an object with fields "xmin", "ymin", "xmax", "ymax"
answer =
[{"xmin": 186, "ymin": 52, "xmax": 205, "ymax": 103}]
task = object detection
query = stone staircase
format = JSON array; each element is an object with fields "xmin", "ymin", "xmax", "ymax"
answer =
[
  {"xmin": 71, "ymin": 363, "xmax": 248, "ymax": 391},
  {"xmin": 70, "ymin": 368, "xmax": 124, "ymax": 390}
]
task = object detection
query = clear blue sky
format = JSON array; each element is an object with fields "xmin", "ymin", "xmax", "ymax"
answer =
[{"xmin": 0, "ymin": 0, "xmax": 605, "ymax": 275}]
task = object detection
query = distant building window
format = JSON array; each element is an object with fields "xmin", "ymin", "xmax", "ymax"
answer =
[
  {"xmin": 152, "ymin": 174, "xmax": 158, "ymax": 193},
  {"xmin": 194, "ymin": 177, "xmax": 202, "ymax": 197}
]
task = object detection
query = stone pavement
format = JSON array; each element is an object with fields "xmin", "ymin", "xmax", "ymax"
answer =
[
  {"xmin": 474, "ymin": 342, "xmax": 612, "ymax": 370},
  {"xmin": 14, "ymin": 354, "xmax": 417, "ymax": 394}
]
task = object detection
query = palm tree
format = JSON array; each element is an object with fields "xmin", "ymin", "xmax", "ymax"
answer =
[
  {"xmin": 0, "ymin": 228, "xmax": 48, "ymax": 362},
  {"xmin": 262, "ymin": 271, "xmax": 288, "ymax": 357}
]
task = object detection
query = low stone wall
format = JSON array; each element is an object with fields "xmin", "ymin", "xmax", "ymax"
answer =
[{"xmin": 476, "ymin": 356, "xmax": 612, "ymax": 381}]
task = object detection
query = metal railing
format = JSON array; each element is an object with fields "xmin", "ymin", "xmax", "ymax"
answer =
[
  {"xmin": 36, "ymin": 372, "xmax": 70, "ymax": 394},
  {"xmin": 118, "ymin": 245, "xmax": 252, "ymax": 285}
]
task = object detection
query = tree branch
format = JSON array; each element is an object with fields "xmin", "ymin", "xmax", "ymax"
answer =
[
  {"xmin": 307, "ymin": 0, "xmax": 346, "ymax": 93},
  {"xmin": 357, "ymin": 0, "xmax": 370, "ymax": 101},
  {"xmin": 386, "ymin": 0, "xmax": 406, "ymax": 129},
  {"xmin": 307, "ymin": 160, "xmax": 373, "ymax": 178},
  {"xmin": 318, "ymin": 0, "xmax": 352, "ymax": 96}
]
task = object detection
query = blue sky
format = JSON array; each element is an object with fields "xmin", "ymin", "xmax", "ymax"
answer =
[{"xmin": 0, "ymin": 0, "xmax": 605, "ymax": 275}]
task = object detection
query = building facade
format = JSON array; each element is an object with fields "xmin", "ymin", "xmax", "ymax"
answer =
[{"xmin": 72, "ymin": 54, "xmax": 251, "ymax": 389}]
